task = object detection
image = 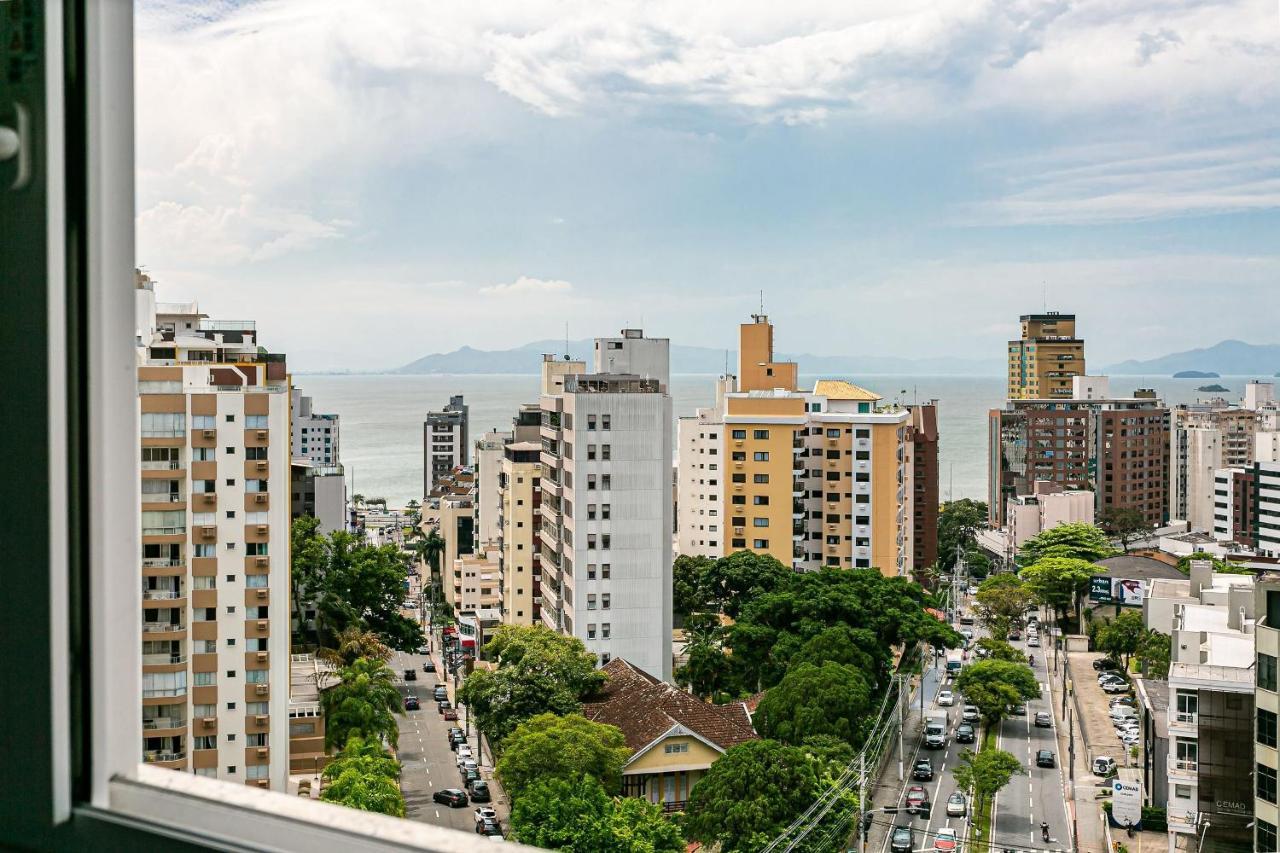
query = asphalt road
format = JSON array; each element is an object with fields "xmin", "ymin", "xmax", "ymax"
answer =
[
  {"xmin": 990, "ymin": 633, "xmax": 1071, "ymax": 852},
  {"xmin": 877, "ymin": 595, "xmax": 1072, "ymax": 853},
  {"xmin": 391, "ymin": 623, "xmax": 508, "ymax": 839}
]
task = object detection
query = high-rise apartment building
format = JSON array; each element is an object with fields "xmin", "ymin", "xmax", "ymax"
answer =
[
  {"xmin": 290, "ymin": 387, "xmax": 340, "ymax": 466},
  {"xmin": 499, "ymin": 439, "xmax": 543, "ymax": 625},
  {"xmin": 136, "ymin": 278, "xmax": 290, "ymax": 791},
  {"xmin": 539, "ymin": 336, "xmax": 674, "ymax": 680},
  {"xmin": 423, "ymin": 394, "xmax": 468, "ymax": 499},
  {"xmin": 1007, "ymin": 312, "xmax": 1086, "ymax": 400},
  {"xmin": 988, "ymin": 376, "xmax": 1169, "ymax": 529},
  {"xmin": 1255, "ymin": 575, "xmax": 1280, "ymax": 853},
  {"xmin": 1169, "ymin": 401, "xmax": 1257, "ymax": 531},
  {"xmin": 907, "ymin": 402, "xmax": 940, "ymax": 574},
  {"xmin": 1212, "ymin": 431, "xmax": 1280, "ymax": 557},
  {"xmin": 675, "ymin": 316, "xmax": 915, "ymax": 576}
]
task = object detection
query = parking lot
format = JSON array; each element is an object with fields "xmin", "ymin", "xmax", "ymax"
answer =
[{"xmin": 1066, "ymin": 648, "xmax": 1135, "ymax": 783}]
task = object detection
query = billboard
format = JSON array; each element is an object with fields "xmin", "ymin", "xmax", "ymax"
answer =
[
  {"xmin": 1089, "ymin": 576, "xmax": 1146, "ymax": 606},
  {"xmin": 1110, "ymin": 779, "xmax": 1143, "ymax": 830}
]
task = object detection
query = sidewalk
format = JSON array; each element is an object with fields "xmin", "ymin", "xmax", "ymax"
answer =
[
  {"xmin": 1048, "ymin": 643, "xmax": 1109, "ymax": 853},
  {"xmin": 863, "ymin": 665, "xmax": 937, "ymax": 853}
]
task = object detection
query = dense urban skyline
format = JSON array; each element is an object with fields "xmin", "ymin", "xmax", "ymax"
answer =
[{"xmin": 136, "ymin": 0, "xmax": 1280, "ymax": 371}]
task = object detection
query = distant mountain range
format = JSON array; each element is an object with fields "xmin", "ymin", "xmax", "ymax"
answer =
[
  {"xmin": 1104, "ymin": 340, "xmax": 1280, "ymax": 376},
  {"xmin": 395, "ymin": 339, "xmax": 1002, "ymax": 376}
]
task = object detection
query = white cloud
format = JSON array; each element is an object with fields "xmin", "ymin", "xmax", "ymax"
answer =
[{"xmin": 479, "ymin": 276, "xmax": 574, "ymax": 296}]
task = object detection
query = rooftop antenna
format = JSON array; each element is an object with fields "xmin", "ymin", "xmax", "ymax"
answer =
[
  {"xmin": 759, "ymin": 289, "xmax": 764, "ymax": 315},
  {"xmin": 1042, "ymin": 283, "xmax": 1047, "ymax": 313},
  {"xmin": 564, "ymin": 321, "xmax": 570, "ymax": 361}
]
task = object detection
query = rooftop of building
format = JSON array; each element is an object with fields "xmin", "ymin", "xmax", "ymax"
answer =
[
  {"xmin": 582, "ymin": 658, "xmax": 757, "ymax": 758},
  {"xmin": 1133, "ymin": 678, "xmax": 1168, "ymax": 740},
  {"xmin": 1093, "ymin": 555, "xmax": 1185, "ymax": 582},
  {"xmin": 289, "ymin": 653, "xmax": 337, "ymax": 706},
  {"xmin": 812, "ymin": 379, "xmax": 881, "ymax": 402}
]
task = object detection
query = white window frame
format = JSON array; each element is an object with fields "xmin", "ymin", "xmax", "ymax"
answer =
[{"xmin": 6, "ymin": 4, "xmax": 526, "ymax": 851}]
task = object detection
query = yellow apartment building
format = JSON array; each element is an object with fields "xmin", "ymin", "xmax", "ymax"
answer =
[{"xmin": 1007, "ymin": 312, "xmax": 1086, "ymax": 399}]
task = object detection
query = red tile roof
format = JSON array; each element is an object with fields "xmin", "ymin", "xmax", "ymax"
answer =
[{"xmin": 583, "ymin": 659, "xmax": 758, "ymax": 758}]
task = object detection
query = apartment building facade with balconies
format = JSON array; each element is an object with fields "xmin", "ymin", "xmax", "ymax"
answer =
[
  {"xmin": 1007, "ymin": 312, "xmax": 1086, "ymax": 400},
  {"xmin": 137, "ymin": 283, "xmax": 290, "ymax": 792}
]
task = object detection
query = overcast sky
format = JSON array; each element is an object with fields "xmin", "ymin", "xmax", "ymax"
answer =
[{"xmin": 136, "ymin": 0, "xmax": 1280, "ymax": 372}]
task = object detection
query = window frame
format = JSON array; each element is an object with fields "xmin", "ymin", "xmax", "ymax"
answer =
[{"xmin": 3, "ymin": 4, "xmax": 524, "ymax": 851}]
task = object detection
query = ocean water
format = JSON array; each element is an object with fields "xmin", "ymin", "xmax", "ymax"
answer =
[{"xmin": 298, "ymin": 372, "xmax": 1259, "ymax": 507}]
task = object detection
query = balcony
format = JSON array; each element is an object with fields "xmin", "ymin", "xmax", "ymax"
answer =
[
  {"xmin": 659, "ymin": 800, "xmax": 687, "ymax": 815},
  {"xmin": 143, "ymin": 652, "xmax": 187, "ymax": 666},
  {"xmin": 142, "ymin": 716, "xmax": 187, "ymax": 733},
  {"xmin": 142, "ymin": 686, "xmax": 187, "ymax": 699},
  {"xmin": 143, "ymin": 557, "xmax": 183, "ymax": 569},
  {"xmin": 143, "ymin": 751, "xmax": 187, "ymax": 768},
  {"xmin": 1170, "ymin": 757, "xmax": 1198, "ymax": 775},
  {"xmin": 142, "ymin": 589, "xmax": 184, "ymax": 601},
  {"xmin": 142, "ymin": 621, "xmax": 186, "ymax": 634},
  {"xmin": 143, "ymin": 526, "xmax": 186, "ymax": 536}
]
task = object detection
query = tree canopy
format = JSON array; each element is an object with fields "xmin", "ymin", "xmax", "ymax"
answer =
[
  {"xmin": 1136, "ymin": 629, "xmax": 1171, "ymax": 678},
  {"xmin": 457, "ymin": 625, "xmax": 607, "ymax": 749},
  {"xmin": 509, "ymin": 775, "xmax": 684, "ymax": 853},
  {"xmin": 753, "ymin": 662, "xmax": 873, "ymax": 748},
  {"xmin": 496, "ymin": 713, "xmax": 631, "ymax": 803},
  {"xmin": 1176, "ymin": 551, "xmax": 1252, "ymax": 575},
  {"xmin": 319, "ymin": 735, "xmax": 405, "ymax": 817},
  {"xmin": 1098, "ymin": 507, "xmax": 1152, "ymax": 553},
  {"xmin": 938, "ymin": 499, "xmax": 988, "ymax": 572},
  {"xmin": 1096, "ymin": 611, "xmax": 1145, "ymax": 669},
  {"xmin": 974, "ymin": 637, "xmax": 1027, "ymax": 663},
  {"xmin": 974, "ymin": 574, "xmax": 1035, "ymax": 639},
  {"xmin": 1019, "ymin": 522, "xmax": 1116, "ymax": 565},
  {"xmin": 953, "ymin": 660, "xmax": 1040, "ymax": 725},
  {"xmin": 1019, "ymin": 556, "xmax": 1096, "ymax": 623},
  {"xmin": 952, "ymin": 747, "xmax": 1023, "ymax": 811},
  {"xmin": 291, "ymin": 518, "xmax": 424, "ymax": 651},
  {"xmin": 320, "ymin": 657, "xmax": 402, "ymax": 750},
  {"xmin": 684, "ymin": 740, "xmax": 822, "ymax": 853}
]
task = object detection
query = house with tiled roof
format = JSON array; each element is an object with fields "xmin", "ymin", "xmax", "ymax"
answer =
[{"xmin": 583, "ymin": 658, "xmax": 758, "ymax": 813}]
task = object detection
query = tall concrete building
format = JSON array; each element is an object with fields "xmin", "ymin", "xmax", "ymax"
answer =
[
  {"xmin": 136, "ymin": 278, "xmax": 291, "ymax": 791},
  {"xmin": 499, "ymin": 438, "xmax": 543, "ymax": 625},
  {"xmin": 1211, "ymin": 431, "xmax": 1280, "ymax": 557},
  {"xmin": 423, "ymin": 394, "xmax": 468, "ymax": 499},
  {"xmin": 675, "ymin": 316, "xmax": 916, "ymax": 577},
  {"xmin": 988, "ymin": 376, "xmax": 1169, "ymax": 529},
  {"xmin": 1169, "ymin": 401, "xmax": 1257, "ymax": 531},
  {"xmin": 1255, "ymin": 574, "xmax": 1280, "ymax": 853},
  {"xmin": 1007, "ymin": 312, "xmax": 1086, "ymax": 400},
  {"xmin": 907, "ymin": 402, "xmax": 940, "ymax": 574},
  {"xmin": 289, "ymin": 461, "xmax": 347, "ymax": 535},
  {"xmin": 290, "ymin": 387, "xmax": 340, "ymax": 466},
  {"xmin": 539, "ymin": 336, "xmax": 674, "ymax": 680}
]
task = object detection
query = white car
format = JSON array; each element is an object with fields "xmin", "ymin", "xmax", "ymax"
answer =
[
  {"xmin": 938, "ymin": 690, "xmax": 955, "ymax": 707},
  {"xmin": 1120, "ymin": 731, "xmax": 1141, "ymax": 746},
  {"xmin": 1027, "ymin": 636, "xmax": 1040, "ymax": 648},
  {"xmin": 474, "ymin": 806, "xmax": 497, "ymax": 826},
  {"xmin": 455, "ymin": 745, "xmax": 474, "ymax": 765}
]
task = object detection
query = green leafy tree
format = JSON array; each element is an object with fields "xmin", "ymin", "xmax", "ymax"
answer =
[
  {"xmin": 673, "ymin": 554, "xmax": 716, "ymax": 619},
  {"xmin": 1176, "ymin": 551, "xmax": 1251, "ymax": 575},
  {"xmin": 1136, "ymin": 629, "xmax": 1172, "ymax": 678},
  {"xmin": 290, "ymin": 516, "xmax": 329, "ymax": 646},
  {"xmin": 319, "ymin": 735, "xmax": 404, "ymax": 816},
  {"xmin": 974, "ymin": 637, "xmax": 1026, "ymax": 663},
  {"xmin": 458, "ymin": 626, "xmax": 606, "ymax": 749},
  {"xmin": 509, "ymin": 775, "xmax": 685, "ymax": 853},
  {"xmin": 1019, "ymin": 522, "xmax": 1116, "ymax": 565},
  {"xmin": 702, "ymin": 550, "xmax": 793, "ymax": 618},
  {"xmin": 1096, "ymin": 610, "xmax": 1145, "ymax": 669},
  {"xmin": 321, "ymin": 657, "xmax": 402, "ymax": 750},
  {"xmin": 753, "ymin": 662, "xmax": 873, "ymax": 748},
  {"xmin": 952, "ymin": 747, "xmax": 1023, "ymax": 815},
  {"xmin": 954, "ymin": 660, "xmax": 1040, "ymax": 726},
  {"xmin": 1019, "ymin": 556, "xmax": 1096, "ymax": 626},
  {"xmin": 974, "ymin": 574, "xmax": 1034, "ymax": 640},
  {"xmin": 324, "ymin": 626, "xmax": 392, "ymax": 667},
  {"xmin": 675, "ymin": 613, "xmax": 742, "ymax": 701},
  {"xmin": 938, "ymin": 499, "xmax": 988, "ymax": 571},
  {"xmin": 787, "ymin": 624, "xmax": 887, "ymax": 679},
  {"xmin": 496, "ymin": 713, "xmax": 631, "ymax": 802},
  {"xmin": 1099, "ymin": 507, "xmax": 1152, "ymax": 553},
  {"xmin": 685, "ymin": 740, "xmax": 822, "ymax": 853}
]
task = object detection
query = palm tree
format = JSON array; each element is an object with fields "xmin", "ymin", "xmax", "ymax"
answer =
[
  {"xmin": 321, "ymin": 657, "xmax": 402, "ymax": 750},
  {"xmin": 320, "ymin": 735, "xmax": 404, "ymax": 817},
  {"xmin": 318, "ymin": 626, "xmax": 392, "ymax": 668}
]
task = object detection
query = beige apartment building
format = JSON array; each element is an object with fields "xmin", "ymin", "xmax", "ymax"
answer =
[
  {"xmin": 499, "ymin": 440, "xmax": 542, "ymax": 625},
  {"xmin": 1007, "ymin": 312, "xmax": 1085, "ymax": 400},
  {"xmin": 677, "ymin": 316, "xmax": 913, "ymax": 576},
  {"xmin": 136, "ymin": 277, "xmax": 291, "ymax": 791}
]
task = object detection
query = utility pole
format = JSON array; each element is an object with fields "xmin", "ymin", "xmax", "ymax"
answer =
[
  {"xmin": 897, "ymin": 674, "xmax": 908, "ymax": 781},
  {"xmin": 855, "ymin": 751, "xmax": 866, "ymax": 853},
  {"xmin": 1067, "ymin": 705, "xmax": 1075, "ymax": 784}
]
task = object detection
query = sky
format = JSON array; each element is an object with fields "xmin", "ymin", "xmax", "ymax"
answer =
[{"xmin": 135, "ymin": 0, "xmax": 1280, "ymax": 372}]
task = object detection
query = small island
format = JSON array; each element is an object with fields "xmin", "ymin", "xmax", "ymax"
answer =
[
  {"xmin": 1174, "ymin": 370, "xmax": 1220, "ymax": 378},
  {"xmin": 1197, "ymin": 384, "xmax": 1230, "ymax": 393}
]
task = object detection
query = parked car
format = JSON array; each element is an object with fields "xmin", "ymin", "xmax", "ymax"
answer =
[
  {"xmin": 960, "ymin": 629, "xmax": 975, "ymax": 642},
  {"xmin": 468, "ymin": 780, "xmax": 492, "ymax": 803},
  {"xmin": 962, "ymin": 705, "xmax": 981, "ymax": 723},
  {"xmin": 1034, "ymin": 711, "xmax": 1052, "ymax": 728},
  {"xmin": 913, "ymin": 759, "xmax": 933, "ymax": 781},
  {"xmin": 423, "ymin": 660, "xmax": 436, "ymax": 673},
  {"xmin": 474, "ymin": 806, "xmax": 497, "ymax": 827},
  {"xmin": 1036, "ymin": 749, "xmax": 1056, "ymax": 768},
  {"xmin": 433, "ymin": 788, "xmax": 468, "ymax": 808},
  {"xmin": 967, "ymin": 585, "xmax": 979, "ymax": 596},
  {"xmin": 1109, "ymin": 696, "xmax": 1137, "ymax": 707},
  {"xmin": 946, "ymin": 792, "xmax": 967, "ymax": 817},
  {"xmin": 905, "ymin": 786, "xmax": 930, "ymax": 815},
  {"xmin": 455, "ymin": 745, "xmax": 474, "ymax": 764},
  {"xmin": 416, "ymin": 644, "xmax": 431, "ymax": 655},
  {"xmin": 433, "ymin": 686, "xmax": 449, "ymax": 701},
  {"xmin": 934, "ymin": 826, "xmax": 959, "ymax": 852},
  {"xmin": 1098, "ymin": 672, "xmax": 1127, "ymax": 684},
  {"xmin": 958, "ymin": 613, "xmax": 975, "ymax": 626},
  {"xmin": 955, "ymin": 723, "xmax": 976, "ymax": 743},
  {"xmin": 1110, "ymin": 707, "xmax": 1138, "ymax": 721},
  {"xmin": 1093, "ymin": 756, "xmax": 1117, "ymax": 777},
  {"xmin": 476, "ymin": 817, "xmax": 502, "ymax": 837},
  {"xmin": 1027, "ymin": 636, "xmax": 1040, "ymax": 648},
  {"xmin": 461, "ymin": 765, "xmax": 481, "ymax": 784},
  {"xmin": 1103, "ymin": 681, "xmax": 1132, "ymax": 694},
  {"xmin": 1093, "ymin": 657, "xmax": 1120, "ymax": 671},
  {"xmin": 1120, "ymin": 731, "xmax": 1141, "ymax": 746},
  {"xmin": 404, "ymin": 695, "xmax": 420, "ymax": 711},
  {"xmin": 1008, "ymin": 703, "xmax": 1027, "ymax": 716},
  {"xmin": 937, "ymin": 690, "xmax": 955, "ymax": 707},
  {"xmin": 444, "ymin": 707, "xmax": 459, "ymax": 721},
  {"xmin": 1008, "ymin": 630, "xmax": 1022, "ymax": 641},
  {"xmin": 890, "ymin": 826, "xmax": 914, "ymax": 853},
  {"xmin": 438, "ymin": 700, "xmax": 453, "ymax": 714}
]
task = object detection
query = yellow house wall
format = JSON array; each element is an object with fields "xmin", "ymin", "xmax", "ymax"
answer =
[
  {"xmin": 870, "ymin": 421, "xmax": 904, "ymax": 577},
  {"xmin": 625, "ymin": 735, "xmax": 724, "ymax": 774}
]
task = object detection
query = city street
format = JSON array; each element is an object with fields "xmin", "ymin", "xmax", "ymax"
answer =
[
  {"xmin": 875, "ymin": 591, "xmax": 1072, "ymax": 853},
  {"xmin": 391, "ymin": 616, "xmax": 509, "ymax": 838}
]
